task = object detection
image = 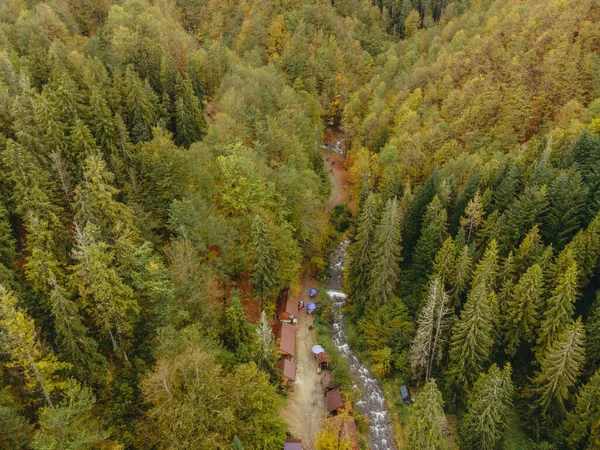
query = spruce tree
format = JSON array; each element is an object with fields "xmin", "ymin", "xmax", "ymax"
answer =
[
  {"xmin": 500, "ymin": 184, "xmax": 548, "ymax": 252},
  {"xmin": 559, "ymin": 369, "xmax": 600, "ymax": 450},
  {"xmin": 412, "ymin": 195, "xmax": 448, "ymax": 283},
  {"xmin": 32, "ymin": 382, "xmax": 111, "ymax": 449},
  {"xmin": 537, "ymin": 260, "xmax": 578, "ymax": 356},
  {"xmin": 503, "ymin": 264, "xmax": 544, "ymax": 356},
  {"xmin": 460, "ymin": 189, "xmax": 484, "ymax": 244},
  {"xmin": 369, "ymin": 197, "xmax": 403, "ymax": 306},
  {"xmin": 460, "ymin": 363, "xmax": 514, "ymax": 450},
  {"xmin": 174, "ymin": 79, "xmax": 205, "ymax": 148},
  {"xmin": 448, "ymin": 284, "xmax": 497, "ymax": 391},
  {"xmin": 585, "ymin": 293, "xmax": 600, "ymax": 369},
  {"xmin": 410, "ymin": 278, "xmax": 451, "ymax": 383},
  {"xmin": 432, "ymin": 237, "xmax": 457, "ymax": 291},
  {"xmin": 348, "ymin": 193, "xmax": 380, "ymax": 314},
  {"xmin": 406, "ymin": 378, "xmax": 446, "ymax": 450},
  {"xmin": 451, "ymin": 244, "xmax": 472, "ymax": 305},
  {"xmin": 531, "ymin": 318, "xmax": 586, "ymax": 428},
  {"xmin": 0, "ymin": 286, "xmax": 70, "ymax": 408},
  {"xmin": 250, "ymin": 214, "xmax": 277, "ymax": 305}
]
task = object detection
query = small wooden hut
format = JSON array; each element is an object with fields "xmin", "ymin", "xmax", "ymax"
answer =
[
  {"xmin": 326, "ymin": 388, "xmax": 344, "ymax": 415},
  {"xmin": 272, "ymin": 321, "xmax": 296, "ymax": 359},
  {"xmin": 278, "ymin": 358, "xmax": 296, "ymax": 385}
]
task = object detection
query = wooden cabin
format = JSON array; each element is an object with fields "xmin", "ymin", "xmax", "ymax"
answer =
[
  {"xmin": 326, "ymin": 388, "xmax": 344, "ymax": 415},
  {"xmin": 272, "ymin": 321, "xmax": 296, "ymax": 360},
  {"xmin": 278, "ymin": 358, "xmax": 296, "ymax": 385},
  {"xmin": 316, "ymin": 351, "xmax": 329, "ymax": 373},
  {"xmin": 276, "ymin": 290, "xmax": 298, "ymax": 324}
]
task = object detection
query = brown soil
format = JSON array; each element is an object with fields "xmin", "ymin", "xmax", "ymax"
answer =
[
  {"xmin": 280, "ymin": 271, "xmax": 328, "ymax": 449},
  {"xmin": 324, "ymin": 150, "xmax": 352, "ymax": 213}
]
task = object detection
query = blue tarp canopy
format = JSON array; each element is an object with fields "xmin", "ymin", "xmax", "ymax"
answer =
[
  {"xmin": 401, "ymin": 385, "xmax": 410, "ymax": 400},
  {"xmin": 306, "ymin": 302, "xmax": 317, "ymax": 311},
  {"xmin": 309, "ymin": 288, "xmax": 318, "ymax": 296}
]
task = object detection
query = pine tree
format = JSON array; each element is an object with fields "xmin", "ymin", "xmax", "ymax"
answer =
[
  {"xmin": 250, "ymin": 214, "xmax": 277, "ymax": 305},
  {"xmin": 0, "ymin": 286, "xmax": 70, "ymax": 408},
  {"xmin": 369, "ymin": 197, "xmax": 403, "ymax": 306},
  {"xmin": 585, "ymin": 293, "xmax": 600, "ymax": 369},
  {"xmin": 460, "ymin": 363, "xmax": 514, "ymax": 450},
  {"xmin": 412, "ymin": 195, "xmax": 448, "ymax": 283},
  {"xmin": 406, "ymin": 378, "xmax": 446, "ymax": 450},
  {"xmin": 87, "ymin": 87, "xmax": 118, "ymax": 156},
  {"xmin": 537, "ymin": 260, "xmax": 578, "ymax": 356},
  {"xmin": 560, "ymin": 369, "xmax": 600, "ymax": 450},
  {"xmin": 223, "ymin": 296, "xmax": 251, "ymax": 352},
  {"xmin": 410, "ymin": 278, "xmax": 451, "ymax": 383},
  {"xmin": 531, "ymin": 319, "xmax": 586, "ymax": 427},
  {"xmin": 565, "ymin": 211, "xmax": 600, "ymax": 287},
  {"xmin": 121, "ymin": 66, "xmax": 158, "ymax": 143},
  {"xmin": 492, "ymin": 163, "xmax": 520, "ymax": 213},
  {"xmin": 348, "ymin": 193, "xmax": 380, "ymax": 313},
  {"xmin": 471, "ymin": 239, "xmax": 499, "ymax": 291},
  {"xmin": 503, "ymin": 264, "xmax": 544, "ymax": 355},
  {"xmin": 460, "ymin": 189, "xmax": 484, "ymax": 244}
]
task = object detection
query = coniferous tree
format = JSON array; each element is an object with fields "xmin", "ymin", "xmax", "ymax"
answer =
[
  {"xmin": 585, "ymin": 293, "xmax": 600, "ymax": 369},
  {"xmin": 348, "ymin": 193, "xmax": 380, "ymax": 314},
  {"xmin": 503, "ymin": 264, "xmax": 544, "ymax": 355},
  {"xmin": 537, "ymin": 260, "xmax": 578, "ymax": 355},
  {"xmin": 448, "ymin": 285, "xmax": 497, "ymax": 392},
  {"xmin": 451, "ymin": 244, "xmax": 473, "ymax": 305},
  {"xmin": 460, "ymin": 189, "xmax": 484, "ymax": 244},
  {"xmin": 412, "ymin": 195, "xmax": 448, "ymax": 283},
  {"xmin": 253, "ymin": 311, "xmax": 279, "ymax": 375},
  {"xmin": 32, "ymin": 382, "xmax": 111, "ymax": 450},
  {"xmin": 406, "ymin": 378, "xmax": 446, "ymax": 450},
  {"xmin": 0, "ymin": 286, "xmax": 70, "ymax": 408},
  {"xmin": 369, "ymin": 197, "xmax": 403, "ymax": 306},
  {"xmin": 250, "ymin": 214, "xmax": 277, "ymax": 305},
  {"xmin": 432, "ymin": 237, "xmax": 457, "ymax": 291},
  {"xmin": 174, "ymin": 79, "xmax": 205, "ymax": 148},
  {"xmin": 410, "ymin": 278, "xmax": 451, "ymax": 383},
  {"xmin": 460, "ymin": 363, "xmax": 514, "ymax": 450},
  {"xmin": 530, "ymin": 319, "xmax": 586, "ymax": 428},
  {"xmin": 559, "ymin": 369, "xmax": 600, "ymax": 450},
  {"xmin": 500, "ymin": 184, "xmax": 548, "ymax": 252}
]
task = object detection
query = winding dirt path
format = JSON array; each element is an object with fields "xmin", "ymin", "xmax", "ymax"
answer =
[{"xmin": 279, "ymin": 148, "xmax": 351, "ymax": 449}]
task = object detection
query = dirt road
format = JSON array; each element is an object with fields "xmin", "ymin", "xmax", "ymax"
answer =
[
  {"xmin": 279, "ymin": 146, "xmax": 351, "ymax": 449},
  {"xmin": 280, "ymin": 272, "xmax": 327, "ymax": 449}
]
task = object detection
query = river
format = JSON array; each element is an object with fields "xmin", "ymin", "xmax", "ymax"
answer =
[{"xmin": 326, "ymin": 239, "xmax": 398, "ymax": 450}]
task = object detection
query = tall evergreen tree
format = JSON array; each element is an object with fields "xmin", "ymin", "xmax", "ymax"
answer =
[
  {"xmin": 348, "ymin": 193, "xmax": 380, "ymax": 314},
  {"xmin": 503, "ymin": 264, "xmax": 544, "ymax": 355},
  {"xmin": 0, "ymin": 286, "xmax": 70, "ymax": 408},
  {"xmin": 369, "ymin": 197, "xmax": 403, "ymax": 306},
  {"xmin": 250, "ymin": 214, "xmax": 277, "ymax": 305},
  {"xmin": 174, "ymin": 79, "xmax": 205, "ymax": 148},
  {"xmin": 537, "ymin": 260, "xmax": 578, "ymax": 356},
  {"xmin": 406, "ymin": 378, "xmax": 446, "ymax": 450},
  {"xmin": 559, "ymin": 369, "xmax": 600, "ymax": 450},
  {"xmin": 451, "ymin": 244, "xmax": 473, "ymax": 305},
  {"xmin": 410, "ymin": 278, "xmax": 451, "ymax": 383},
  {"xmin": 460, "ymin": 363, "xmax": 514, "ymax": 450},
  {"xmin": 500, "ymin": 184, "xmax": 548, "ymax": 252},
  {"xmin": 530, "ymin": 319, "xmax": 586, "ymax": 428},
  {"xmin": 460, "ymin": 189, "xmax": 484, "ymax": 244},
  {"xmin": 412, "ymin": 196, "xmax": 448, "ymax": 281}
]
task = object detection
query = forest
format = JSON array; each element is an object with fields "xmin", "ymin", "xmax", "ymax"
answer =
[{"xmin": 0, "ymin": 0, "xmax": 599, "ymax": 449}]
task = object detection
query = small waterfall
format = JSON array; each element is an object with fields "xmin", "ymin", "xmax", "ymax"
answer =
[
  {"xmin": 323, "ymin": 138, "xmax": 345, "ymax": 156},
  {"xmin": 327, "ymin": 240, "xmax": 397, "ymax": 450}
]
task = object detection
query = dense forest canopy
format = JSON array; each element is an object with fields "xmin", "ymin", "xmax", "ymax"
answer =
[{"xmin": 0, "ymin": 0, "xmax": 599, "ymax": 448}]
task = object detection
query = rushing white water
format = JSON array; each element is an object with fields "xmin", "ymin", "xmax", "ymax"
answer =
[
  {"xmin": 326, "ymin": 240, "xmax": 397, "ymax": 450},
  {"xmin": 323, "ymin": 138, "xmax": 345, "ymax": 156}
]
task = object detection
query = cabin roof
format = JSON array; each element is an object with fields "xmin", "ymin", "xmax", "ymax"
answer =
[
  {"xmin": 401, "ymin": 385, "xmax": 410, "ymax": 399},
  {"xmin": 272, "ymin": 321, "xmax": 296, "ymax": 356},
  {"xmin": 326, "ymin": 388, "xmax": 344, "ymax": 412},
  {"xmin": 317, "ymin": 352, "xmax": 329, "ymax": 365},
  {"xmin": 276, "ymin": 293, "xmax": 298, "ymax": 317},
  {"xmin": 278, "ymin": 358, "xmax": 296, "ymax": 381},
  {"xmin": 283, "ymin": 439, "xmax": 302, "ymax": 450}
]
